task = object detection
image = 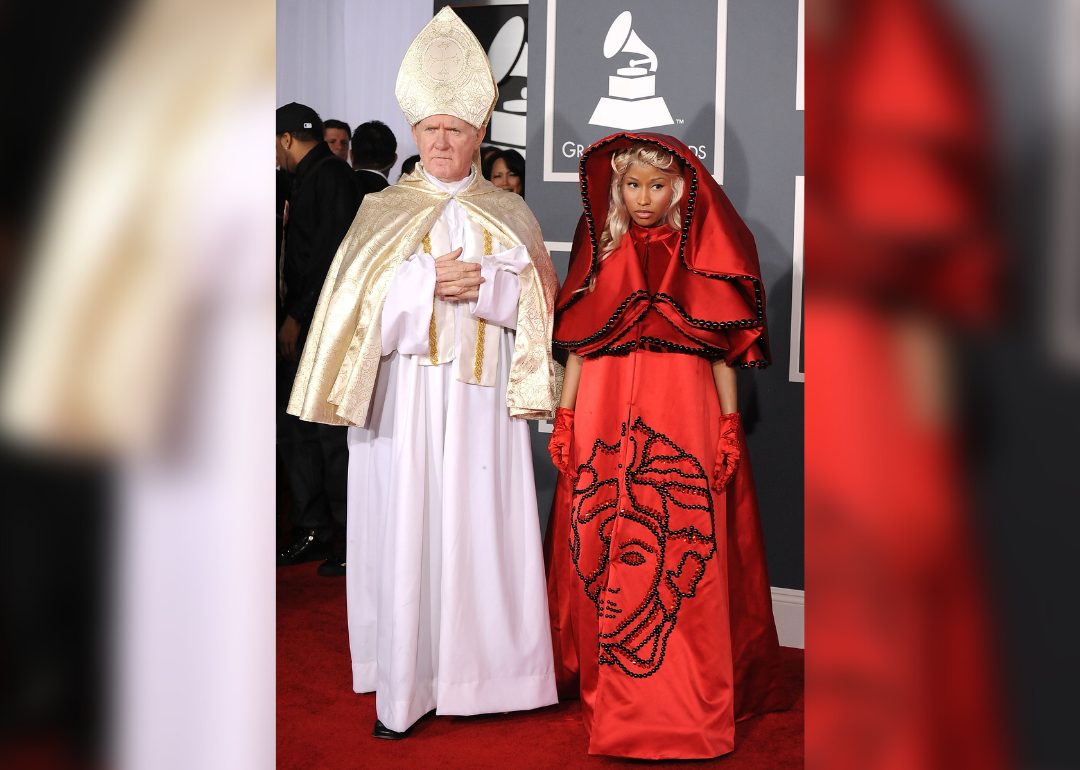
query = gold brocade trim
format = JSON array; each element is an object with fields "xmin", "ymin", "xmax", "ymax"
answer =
[
  {"xmin": 429, "ymin": 296, "xmax": 439, "ymax": 365},
  {"xmin": 474, "ymin": 229, "xmax": 492, "ymax": 381},
  {"xmin": 423, "ymin": 232, "xmax": 438, "ymax": 365},
  {"xmin": 475, "ymin": 319, "xmax": 487, "ymax": 381}
]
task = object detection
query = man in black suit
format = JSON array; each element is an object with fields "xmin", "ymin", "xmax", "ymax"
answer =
[
  {"xmin": 350, "ymin": 120, "xmax": 397, "ymax": 197},
  {"xmin": 276, "ymin": 102, "xmax": 361, "ymax": 576}
]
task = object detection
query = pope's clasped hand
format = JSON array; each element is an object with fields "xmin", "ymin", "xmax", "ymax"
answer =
[{"xmin": 434, "ymin": 247, "xmax": 485, "ymax": 303}]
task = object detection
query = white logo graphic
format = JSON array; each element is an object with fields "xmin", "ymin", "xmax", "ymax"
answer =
[
  {"xmin": 486, "ymin": 16, "xmax": 528, "ymax": 155},
  {"xmin": 588, "ymin": 11, "xmax": 674, "ymax": 131}
]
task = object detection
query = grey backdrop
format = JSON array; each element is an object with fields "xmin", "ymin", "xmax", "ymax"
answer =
[
  {"xmin": 524, "ymin": 0, "xmax": 804, "ymax": 591},
  {"xmin": 547, "ymin": 0, "xmax": 720, "ymax": 177}
]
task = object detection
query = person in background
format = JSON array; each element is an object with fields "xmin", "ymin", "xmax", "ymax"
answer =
[
  {"xmin": 351, "ymin": 120, "xmax": 397, "ymax": 198},
  {"xmin": 481, "ymin": 148, "xmax": 499, "ymax": 183},
  {"xmin": 323, "ymin": 119, "xmax": 351, "ymax": 161},
  {"xmin": 277, "ymin": 165, "xmax": 292, "ymax": 275},
  {"xmin": 484, "ymin": 149, "xmax": 525, "ymax": 196},
  {"xmin": 275, "ymin": 102, "xmax": 361, "ymax": 577},
  {"xmin": 398, "ymin": 153, "xmax": 420, "ymax": 180},
  {"xmin": 480, "ymin": 143, "xmax": 500, "ymax": 167},
  {"xmin": 276, "ymin": 162, "xmax": 294, "ymax": 546}
]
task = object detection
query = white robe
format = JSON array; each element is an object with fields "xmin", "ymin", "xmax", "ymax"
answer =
[{"xmin": 345, "ymin": 170, "xmax": 557, "ymax": 733}]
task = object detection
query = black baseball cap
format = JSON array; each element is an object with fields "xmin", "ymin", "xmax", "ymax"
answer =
[{"xmin": 277, "ymin": 102, "xmax": 322, "ymax": 135}]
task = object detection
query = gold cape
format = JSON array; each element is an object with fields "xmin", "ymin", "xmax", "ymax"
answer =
[{"xmin": 287, "ymin": 165, "xmax": 562, "ymax": 426}]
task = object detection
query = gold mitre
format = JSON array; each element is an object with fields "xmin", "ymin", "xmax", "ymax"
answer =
[{"xmin": 395, "ymin": 7, "xmax": 498, "ymax": 129}]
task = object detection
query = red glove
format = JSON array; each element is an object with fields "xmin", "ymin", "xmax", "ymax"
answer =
[
  {"xmin": 712, "ymin": 412, "xmax": 742, "ymax": 493},
  {"xmin": 548, "ymin": 407, "xmax": 576, "ymax": 477}
]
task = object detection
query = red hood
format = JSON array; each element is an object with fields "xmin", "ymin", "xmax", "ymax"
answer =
[
  {"xmin": 553, "ymin": 132, "xmax": 770, "ymax": 367},
  {"xmin": 559, "ymin": 132, "xmax": 765, "ymax": 308}
]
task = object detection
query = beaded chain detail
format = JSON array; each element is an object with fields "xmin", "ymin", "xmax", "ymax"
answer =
[
  {"xmin": 474, "ymin": 229, "xmax": 492, "ymax": 381},
  {"xmin": 569, "ymin": 415, "xmax": 716, "ymax": 678},
  {"xmin": 423, "ymin": 232, "xmax": 438, "ymax": 365}
]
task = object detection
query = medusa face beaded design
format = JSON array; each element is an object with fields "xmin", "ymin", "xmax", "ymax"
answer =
[{"xmin": 570, "ymin": 416, "xmax": 716, "ymax": 678}]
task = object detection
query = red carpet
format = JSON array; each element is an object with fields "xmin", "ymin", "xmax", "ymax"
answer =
[{"xmin": 278, "ymin": 563, "xmax": 803, "ymax": 769}]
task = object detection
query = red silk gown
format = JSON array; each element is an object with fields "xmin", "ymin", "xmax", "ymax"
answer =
[{"xmin": 544, "ymin": 133, "xmax": 790, "ymax": 759}]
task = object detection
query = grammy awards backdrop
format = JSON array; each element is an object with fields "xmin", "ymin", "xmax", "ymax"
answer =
[
  {"xmin": 544, "ymin": 2, "xmax": 723, "ymax": 180},
  {"xmin": 526, "ymin": 0, "xmax": 805, "ymax": 592}
]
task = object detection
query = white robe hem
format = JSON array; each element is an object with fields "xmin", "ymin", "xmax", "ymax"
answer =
[{"xmin": 436, "ymin": 671, "xmax": 558, "ymax": 716}]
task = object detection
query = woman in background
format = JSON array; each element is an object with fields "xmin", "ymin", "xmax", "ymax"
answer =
[{"xmin": 482, "ymin": 148, "xmax": 525, "ymax": 196}]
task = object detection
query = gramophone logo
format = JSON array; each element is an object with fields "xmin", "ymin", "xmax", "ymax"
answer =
[
  {"xmin": 486, "ymin": 15, "xmax": 528, "ymax": 155},
  {"xmin": 588, "ymin": 11, "xmax": 674, "ymax": 131}
]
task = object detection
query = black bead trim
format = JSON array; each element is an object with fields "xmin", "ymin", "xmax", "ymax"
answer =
[
  {"xmin": 569, "ymin": 437, "xmax": 622, "ymax": 608},
  {"xmin": 654, "ymin": 291, "xmax": 762, "ymax": 331},
  {"xmin": 552, "ymin": 289, "xmax": 650, "ymax": 348},
  {"xmin": 637, "ymin": 335, "xmax": 723, "ymax": 358},
  {"xmin": 579, "ymin": 308, "xmax": 656, "ymax": 358},
  {"xmin": 568, "ymin": 414, "xmax": 716, "ymax": 679},
  {"xmin": 586, "ymin": 341, "xmax": 639, "ymax": 358}
]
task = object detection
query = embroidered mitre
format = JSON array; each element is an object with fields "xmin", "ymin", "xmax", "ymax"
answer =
[{"xmin": 395, "ymin": 6, "xmax": 498, "ymax": 129}]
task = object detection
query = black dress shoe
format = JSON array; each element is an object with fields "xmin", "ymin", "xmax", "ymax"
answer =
[
  {"xmin": 372, "ymin": 719, "xmax": 412, "ymax": 740},
  {"xmin": 277, "ymin": 530, "xmax": 332, "ymax": 567},
  {"xmin": 316, "ymin": 553, "xmax": 346, "ymax": 577}
]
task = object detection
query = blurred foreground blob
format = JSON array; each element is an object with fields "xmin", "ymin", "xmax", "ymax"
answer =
[
  {"xmin": 1, "ymin": 0, "xmax": 273, "ymax": 458},
  {"xmin": 0, "ymin": 0, "xmax": 275, "ymax": 768},
  {"xmin": 805, "ymin": 0, "xmax": 1012, "ymax": 768}
]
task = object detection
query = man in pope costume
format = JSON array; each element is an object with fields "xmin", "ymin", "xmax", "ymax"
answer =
[{"xmin": 288, "ymin": 8, "xmax": 562, "ymax": 738}]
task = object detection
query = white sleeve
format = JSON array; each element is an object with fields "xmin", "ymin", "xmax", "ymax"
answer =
[
  {"xmin": 468, "ymin": 243, "xmax": 529, "ymax": 330},
  {"xmin": 381, "ymin": 251, "xmax": 436, "ymax": 355}
]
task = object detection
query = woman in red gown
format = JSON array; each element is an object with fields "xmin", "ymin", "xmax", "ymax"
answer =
[{"xmin": 544, "ymin": 132, "xmax": 790, "ymax": 759}]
